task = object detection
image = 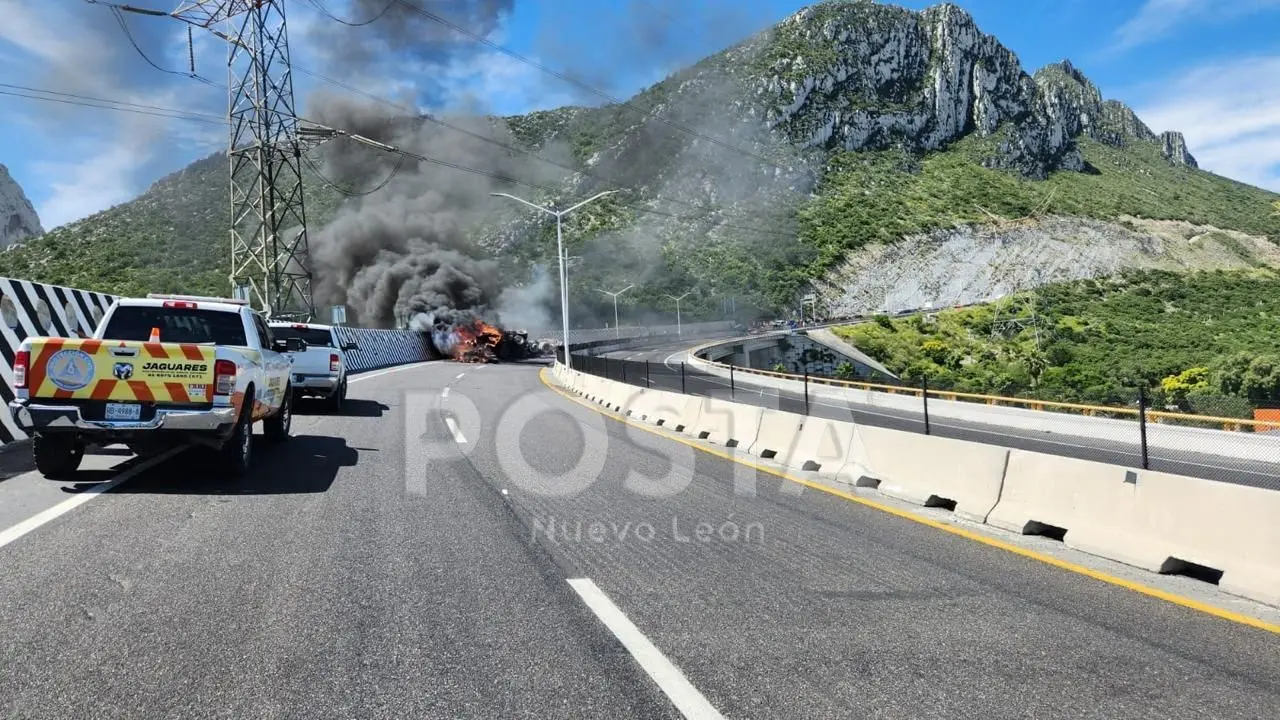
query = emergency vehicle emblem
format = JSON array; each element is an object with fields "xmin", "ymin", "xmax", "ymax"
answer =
[{"xmin": 47, "ymin": 349, "xmax": 95, "ymax": 391}]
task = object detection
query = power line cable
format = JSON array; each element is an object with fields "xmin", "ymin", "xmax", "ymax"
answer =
[
  {"xmin": 300, "ymin": 151, "xmax": 406, "ymax": 197},
  {"xmin": 303, "ymin": 0, "xmax": 395, "ymax": 26},
  {"xmin": 0, "ymin": 85, "xmax": 226, "ymax": 125},
  {"xmin": 107, "ymin": 5, "xmax": 221, "ymax": 87},
  {"xmin": 389, "ymin": 0, "xmax": 794, "ymax": 173},
  {"xmin": 302, "ymin": 121, "xmax": 796, "ymax": 237},
  {"xmin": 293, "ymin": 66, "xmax": 798, "ymax": 238},
  {"xmin": 82, "ymin": 1, "xmax": 802, "ymax": 238}
]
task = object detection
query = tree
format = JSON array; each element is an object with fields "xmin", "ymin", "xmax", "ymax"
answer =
[
  {"xmin": 834, "ymin": 361, "xmax": 856, "ymax": 380},
  {"xmin": 1160, "ymin": 367, "xmax": 1211, "ymax": 405}
]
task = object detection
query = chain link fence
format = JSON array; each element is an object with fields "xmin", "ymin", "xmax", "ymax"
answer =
[{"xmin": 560, "ymin": 350, "xmax": 1279, "ymax": 491}]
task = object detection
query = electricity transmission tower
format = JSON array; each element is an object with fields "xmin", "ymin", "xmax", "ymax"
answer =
[{"xmin": 168, "ymin": 1, "xmax": 314, "ymax": 319}]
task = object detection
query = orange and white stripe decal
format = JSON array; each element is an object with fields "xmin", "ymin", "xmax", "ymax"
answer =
[{"xmin": 30, "ymin": 340, "xmax": 215, "ymax": 404}]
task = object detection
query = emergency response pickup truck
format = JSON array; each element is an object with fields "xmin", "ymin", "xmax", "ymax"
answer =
[
  {"xmin": 8, "ymin": 294, "xmax": 303, "ymax": 479},
  {"xmin": 268, "ymin": 321, "xmax": 358, "ymax": 411}
]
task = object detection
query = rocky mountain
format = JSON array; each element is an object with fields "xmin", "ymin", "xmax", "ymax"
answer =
[
  {"xmin": 0, "ymin": 164, "xmax": 44, "ymax": 250},
  {"xmin": 0, "ymin": 0, "xmax": 1275, "ymax": 321}
]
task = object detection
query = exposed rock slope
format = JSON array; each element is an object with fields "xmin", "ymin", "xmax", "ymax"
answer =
[
  {"xmin": 0, "ymin": 0, "xmax": 1267, "ymax": 319},
  {"xmin": 0, "ymin": 164, "xmax": 43, "ymax": 249}
]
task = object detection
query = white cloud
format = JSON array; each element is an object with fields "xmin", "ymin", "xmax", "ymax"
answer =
[
  {"xmin": 1133, "ymin": 55, "xmax": 1280, "ymax": 191},
  {"xmin": 433, "ymin": 49, "xmax": 578, "ymax": 116},
  {"xmin": 34, "ymin": 143, "xmax": 152, "ymax": 229},
  {"xmin": 1111, "ymin": 0, "xmax": 1280, "ymax": 53}
]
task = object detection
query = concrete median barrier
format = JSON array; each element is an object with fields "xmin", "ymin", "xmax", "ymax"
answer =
[
  {"xmin": 775, "ymin": 416, "xmax": 870, "ymax": 483},
  {"xmin": 857, "ymin": 425, "xmax": 1009, "ymax": 523},
  {"xmin": 671, "ymin": 395, "xmax": 705, "ymax": 435},
  {"xmin": 692, "ymin": 397, "xmax": 764, "ymax": 448},
  {"xmin": 1139, "ymin": 471, "xmax": 1280, "ymax": 607},
  {"xmin": 625, "ymin": 388, "xmax": 687, "ymax": 426},
  {"xmin": 550, "ymin": 365, "xmax": 1280, "ymax": 609},
  {"xmin": 987, "ymin": 452, "xmax": 1169, "ymax": 572},
  {"xmin": 748, "ymin": 409, "xmax": 806, "ymax": 460}
]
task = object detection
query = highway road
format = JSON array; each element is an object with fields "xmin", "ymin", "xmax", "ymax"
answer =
[
  {"xmin": 0, "ymin": 358, "xmax": 1277, "ymax": 719},
  {"xmin": 588, "ymin": 339, "xmax": 1280, "ymax": 490}
]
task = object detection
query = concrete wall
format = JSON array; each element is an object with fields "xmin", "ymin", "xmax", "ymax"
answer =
[{"xmin": 709, "ymin": 332, "xmax": 883, "ymax": 379}]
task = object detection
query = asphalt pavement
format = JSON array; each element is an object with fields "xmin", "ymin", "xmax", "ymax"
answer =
[
  {"xmin": 0, "ymin": 357, "xmax": 1276, "ymax": 719},
  {"xmin": 587, "ymin": 339, "xmax": 1280, "ymax": 490}
]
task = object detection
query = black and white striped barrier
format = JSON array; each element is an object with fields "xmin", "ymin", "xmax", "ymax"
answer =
[
  {"xmin": 331, "ymin": 325, "xmax": 435, "ymax": 374},
  {"xmin": 0, "ymin": 277, "xmax": 434, "ymax": 444}
]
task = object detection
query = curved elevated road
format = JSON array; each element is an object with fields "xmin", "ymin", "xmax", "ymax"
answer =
[
  {"xmin": 0, "ymin": 360, "xmax": 1276, "ymax": 719},
  {"xmin": 588, "ymin": 339, "xmax": 1280, "ymax": 490}
]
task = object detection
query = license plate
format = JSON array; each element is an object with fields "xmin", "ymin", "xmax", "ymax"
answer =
[{"xmin": 104, "ymin": 403, "xmax": 141, "ymax": 421}]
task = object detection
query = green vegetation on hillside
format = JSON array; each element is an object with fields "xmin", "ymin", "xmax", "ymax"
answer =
[
  {"xmin": 797, "ymin": 134, "xmax": 1280, "ymax": 279},
  {"xmin": 4, "ymin": 124, "xmax": 1278, "ymax": 318},
  {"xmin": 0, "ymin": 155, "xmax": 342, "ymax": 298},
  {"xmin": 833, "ymin": 269, "xmax": 1280, "ymax": 416}
]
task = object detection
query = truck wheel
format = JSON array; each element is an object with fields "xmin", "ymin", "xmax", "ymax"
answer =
[
  {"xmin": 33, "ymin": 433, "xmax": 84, "ymax": 479},
  {"xmin": 220, "ymin": 397, "xmax": 254, "ymax": 476},
  {"xmin": 264, "ymin": 386, "xmax": 292, "ymax": 442}
]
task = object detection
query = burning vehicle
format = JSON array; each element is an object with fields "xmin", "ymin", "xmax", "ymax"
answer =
[{"xmin": 428, "ymin": 317, "xmax": 550, "ymax": 363}]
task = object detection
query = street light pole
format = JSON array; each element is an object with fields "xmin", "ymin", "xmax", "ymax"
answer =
[
  {"xmin": 598, "ymin": 284, "xmax": 635, "ymax": 339},
  {"xmin": 491, "ymin": 190, "xmax": 618, "ymax": 369},
  {"xmin": 666, "ymin": 289, "xmax": 695, "ymax": 336}
]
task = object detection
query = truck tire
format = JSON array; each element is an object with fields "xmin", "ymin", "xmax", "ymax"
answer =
[
  {"xmin": 33, "ymin": 433, "xmax": 84, "ymax": 479},
  {"xmin": 264, "ymin": 386, "xmax": 292, "ymax": 442},
  {"xmin": 220, "ymin": 392, "xmax": 254, "ymax": 476}
]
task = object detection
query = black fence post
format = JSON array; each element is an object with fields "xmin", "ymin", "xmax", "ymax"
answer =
[
  {"xmin": 681, "ymin": 362, "xmax": 687, "ymax": 394},
  {"xmin": 603, "ymin": 357, "xmax": 609, "ymax": 380},
  {"xmin": 804, "ymin": 369, "xmax": 810, "ymax": 415},
  {"xmin": 1138, "ymin": 385, "xmax": 1150, "ymax": 470},
  {"xmin": 922, "ymin": 376, "xmax": 931, "ymax": 435},
  {"xmin": 622, "ymin": 361, "xmax": 627, "ymax": 384},
  {"xmin": 645, "ymin": 359, "xmax": 651, "ymax": 388},
  {"xmin": 730, "ymin": 363, "xmax": 735, "ymax": 400}
]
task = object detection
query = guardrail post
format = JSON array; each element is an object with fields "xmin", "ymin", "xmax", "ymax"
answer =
[
  {"xmin": 804, "ymin": 370, "xmax": 810, "ymax": 415},
  {"xmin": 1138, "ymin": 385, "xmax": 1150, "ymax": 470},
  {"xmin": 922, "ymin": 376, "xmax": 931, "ymax": 435},
  {"xmin": 681, "ymin": 362, "xmax": 686, "ymax": 394}
]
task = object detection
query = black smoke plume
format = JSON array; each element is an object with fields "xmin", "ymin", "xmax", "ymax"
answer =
[{"xmin": 307, "ymin": 91, "xmax": 568, "ymax": 329}]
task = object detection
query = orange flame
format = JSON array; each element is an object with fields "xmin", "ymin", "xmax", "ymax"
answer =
[{"xmin": 450, "ymin": 319, "xmax": 504, "ymax": 363}]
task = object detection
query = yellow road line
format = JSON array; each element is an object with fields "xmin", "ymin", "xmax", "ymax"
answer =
[{"xmin": 537, "ymin": 368, "xmax": 1280, "ymax": 635}]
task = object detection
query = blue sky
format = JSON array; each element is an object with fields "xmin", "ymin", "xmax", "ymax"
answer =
[{"xmin": 1, "ymin": 0, "xmax": 1278, "ymax": 230}]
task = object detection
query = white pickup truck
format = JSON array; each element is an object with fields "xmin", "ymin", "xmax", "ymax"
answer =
[
  {"xmin": 267, "ymin": 321, "xmax": 358, "ymax": 411},
  {"xmin": 7, "ymin": 294, "xmax": 302, "ymax": 478}
]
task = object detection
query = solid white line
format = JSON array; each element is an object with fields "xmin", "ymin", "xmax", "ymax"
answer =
[
  {"xmin": 663, "ymin": 351, "xmax": 686, "ymax": 370},
  {"xmin": 455, "ymin": 372, "xmax": 466, "ymax": 380},
  {"xmin": 567, "ymin": 578, "xmax": 725, "ymax": 720},
  {"xmin": 0, "ymin": 446, "xmax": 186, "ymax": 551},
  {"xmin": 349, "ymin": 361, "xmax": 434, "ymax": 384},
  {"xmin": 445, "ymin": 416, "xmax": 468, "ymax": 444},
  {"xmin": 441, "ymin": 387, "xmax": 450, "ymax": 399}
]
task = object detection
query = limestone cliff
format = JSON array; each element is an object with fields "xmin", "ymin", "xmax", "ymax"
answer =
[{"xmin": 0, "ymin": 164, "xmax": 43, "ymax": 249}]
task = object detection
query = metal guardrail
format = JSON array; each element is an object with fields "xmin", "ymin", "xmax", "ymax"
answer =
[{"xmin": 687, "ymin": 338, "xmax": 1280, "ymax": 434}]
